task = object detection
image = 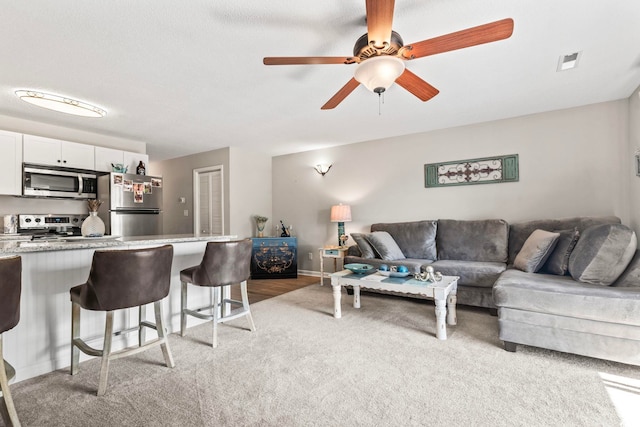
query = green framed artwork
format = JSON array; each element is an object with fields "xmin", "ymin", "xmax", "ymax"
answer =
[{"xmin": 424, "ymin": 154, "xmax": 519, "ymax": 188}]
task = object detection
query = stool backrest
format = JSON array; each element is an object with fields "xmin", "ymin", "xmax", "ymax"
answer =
[
  {"xmin": 85, "ymin": 245, "xmax": 173, "ymax": 311},
  {"xmin": 191, "ymin": 239, "xmax": 252, "ymax": 287},
  {"xmin": 0, "ymin": 256, "xmax": 21, "ymax": 334}
]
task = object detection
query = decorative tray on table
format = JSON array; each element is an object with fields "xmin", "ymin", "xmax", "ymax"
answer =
[
  {"xmin": 344, "ymin": 263, "xmax": 374, "ymax": 274},
  {"xmin": 377, "ymin": 270, "xmax": 411, "ymax": 278}
]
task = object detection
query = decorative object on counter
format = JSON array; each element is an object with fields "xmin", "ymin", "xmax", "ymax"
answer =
[
  {"xmin": 254, "ymin": 215, "xmax": 268, "ymax": 237},
  {"xmin": 330, "ymin": 203, "xmax": 352, "ymax": 246},
  {"xmin": 413, "ymin": 266, "xmax": 443, "ymax": 282},
  {"xmin": 81, "ymin": 199, "xmax": 105, "ymax": 237},
  {"xmin": 279, "ymin": 220, "xmax": 292, "ymax": 237},
  {"xmin": 3, "ymin": 214, "xmax": 18, "ymax": 234},
  {"xmin": 424, "ymin": 154, "xmax": 519, "ymax": 188},
  {"xmin": 136, "ymin": 161, "xmax": 146, "ymax": 175},
  {"xmin": 314, "ymin": 163, "xmax": 332, "ymax": 176},
  {"xmin": 111, "ymin": 163, "xmax": 128, "ymax": 173}
]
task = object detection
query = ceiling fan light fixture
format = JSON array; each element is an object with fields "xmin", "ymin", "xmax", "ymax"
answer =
[
  {"xmin": 15, "ymin": 90, "xmax": 107, "ymax": 118},
  {"xmin": 354, "ymin": 56, "xmax": 405, "ymax": 94}
]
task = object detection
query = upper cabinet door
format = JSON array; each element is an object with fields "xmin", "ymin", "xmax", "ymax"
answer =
[
  {"xmin": 23, "ymin": 134, "xmax": 95, "ymax": 170},
  {"xmin": 61, "ymin": 140, "xmax": 94, "ymax": 170},
  {"xmin": 95, "ymin": 146, "xmax": 124, "ymax": 172},
  {"xmin": 23, "ymin": 135, "xmax": 61, "ymax": 166},
  {"xmin": 0, "ymin": 130, "xmax": 23, "ymax": 195}
]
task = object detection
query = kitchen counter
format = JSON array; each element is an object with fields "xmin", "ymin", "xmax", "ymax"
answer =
[
  {"xmin": 1, "ymin": 233, "xmax": 244, "ymax": 383},
  {"xmin": 0, "ymin": 234, "xmax": 239, "ymax": 254}
]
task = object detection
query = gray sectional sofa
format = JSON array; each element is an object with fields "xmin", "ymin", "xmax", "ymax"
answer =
[{"xmin": 344, "ymin": 216, "xmax": 640, "ymax": 366}]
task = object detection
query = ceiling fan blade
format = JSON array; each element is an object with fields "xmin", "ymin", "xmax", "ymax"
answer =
[
  {"xmin": 366, "ymin": 0, "xmax": 395, "ymax": 49},
  {"xmin": 321, "ymin": 78, "xmax": 360, "ymax": 110},
  {"xmin": 263, "ymin": 56, "xmax": 356, "ymax": 65},
  {"xmin": 395, "ymin": 69, "xmax": 439, "ymax": 102},
  {"xmin": 402, "ymin": 18, "xmax": 514, "ymax": 59}
]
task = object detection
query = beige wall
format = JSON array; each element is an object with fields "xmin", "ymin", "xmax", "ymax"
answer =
[
  {"xmin": 152, "ymin": 146, "xmax": 272, "ymax": 238},
  {"xmin": 273, "ymin": 100, "xmax": 631, "ymax": 272},
  {"xmin": 229, "ymin": 146, "xmax": 272, "ymax": 239},
  {"xmin": 628, "ymin": 86, "xmax": 640, "ymax": 233},
  {"xmin": 152, "ymin": 148, "xmax": 230, "ymax": 235}
]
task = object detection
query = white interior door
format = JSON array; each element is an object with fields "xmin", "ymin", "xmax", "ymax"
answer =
[{"xmin": 193, "ymin": 165, "xmax": 224, "ymax": 235}]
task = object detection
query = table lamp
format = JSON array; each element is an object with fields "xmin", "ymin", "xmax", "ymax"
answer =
[{"xmin": 330, "ymin": 204, "xmax": 352, "ymax": 246}]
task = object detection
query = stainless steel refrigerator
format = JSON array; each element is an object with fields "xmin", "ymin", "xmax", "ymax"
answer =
[{"xmin": 97, "ymin": 173, "xmax": 163, "ymax": 236}]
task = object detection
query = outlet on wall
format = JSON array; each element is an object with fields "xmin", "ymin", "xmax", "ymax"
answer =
[
  {"xmin": 308, "ymin": 252, "xmax": 313, "ymax": 260},
  {"xmin": 183, "ymin": 210, "xmax": 189, "ymax": 217}
]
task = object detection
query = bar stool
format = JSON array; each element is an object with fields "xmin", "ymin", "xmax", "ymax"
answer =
[
  {"xmin": 70, "ymin": 245, "xmax": 175, "ymax": 396},
  {"xmin": 180, "ymin": 239, "xmax": 254, "ymax": 348},
  {"xmin": 0, "ymin": 256, "xmax": 21, "ymax": 427}
]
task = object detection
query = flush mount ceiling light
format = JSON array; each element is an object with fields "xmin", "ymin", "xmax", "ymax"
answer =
[{"xmin": 15, "ymin": 90, "xmax": 107, "ymax": 118}]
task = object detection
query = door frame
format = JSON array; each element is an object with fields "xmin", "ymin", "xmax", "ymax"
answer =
[{"xmin": 193, "ymin": 165, "xmax": 225, "ymax": 235}]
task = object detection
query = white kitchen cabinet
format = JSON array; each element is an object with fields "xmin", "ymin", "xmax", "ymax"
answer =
[
  {"xmin": 0, "ymin": 130, "xmax": 23, "ymax": 195},
  {"xmin": 123, "ymin": 151, "xmax": 149, "ymax": 174},
  {"xmin": 23, "ymin": 134, "xmax": 95, "ymax": 170},
  {"xmin": 94, "ymin": 146, "xmax": 124, "ymax": 172}
]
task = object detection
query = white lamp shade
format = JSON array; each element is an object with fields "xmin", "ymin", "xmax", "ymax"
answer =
[
  {"xmin": 353, "ymin": 56, "xmax": 405, "ymax": 93},
  {"xmin": 330, "ymin": 204, "xmax": 352, "ymax": 222}
]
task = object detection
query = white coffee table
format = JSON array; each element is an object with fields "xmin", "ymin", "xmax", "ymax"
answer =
[{"xmin": 331, "ymin": 270, "xmax": 459, "ymax": 340}]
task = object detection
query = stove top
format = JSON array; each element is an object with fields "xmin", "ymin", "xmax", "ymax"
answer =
[{"xmin": 18, "ymin": 214, "xmax": 84, "ymax": 239}]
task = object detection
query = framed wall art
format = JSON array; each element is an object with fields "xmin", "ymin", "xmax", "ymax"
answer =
[{"xmin": 424, "ymin": 154, "xmax": 519, "ymax": 188}]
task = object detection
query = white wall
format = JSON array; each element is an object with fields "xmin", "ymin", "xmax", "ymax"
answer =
[
  {"xmin": 229, "ymin": 146, "xmax": 272, "ymax": 238},
  {"xmin": 273, "ymin": 100, "xmax": 631, "ymax": 272}
]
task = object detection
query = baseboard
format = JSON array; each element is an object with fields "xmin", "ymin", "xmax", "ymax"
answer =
[{"xmin": 298, "ymin": 269, "xmax": 322, "ymax": 277}]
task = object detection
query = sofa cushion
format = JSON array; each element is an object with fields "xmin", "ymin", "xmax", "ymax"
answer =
[
  {"xmin": 351, "ymin": 233, "xmax": 375, "ymax": 259},
  {"xmin": 541, "ymin": 228, "xmax": 580, "ymax": 276},
  {"xmin": 371, "ymin": 220, "xmax": 437, "ymax": 260},
  {"xmin": 430, "ymin": 260, "xmax": 506, "ymax": 288},
  {"xmin": 508, "ymin": 216, "xmax": 621, "ymax": 265},
  {"xmin": 365, "ymin": 231, "xmax": 406, "ymax": 261},
  {"xmin": 568, "ymin": 223, "xmax": 637, "ymax": 286},
  {"xmin": 513, "ymin": 230, "xmax": 560, "ymax": 273},
  {"xmin": 613, "ymin": 251, "xmax": 640, "ymax": 288},
  {"xmin": 494, "ymin": 269, "xmax": 640, "ymax": 326},
  {"xmin": 436, "ymin": 219, "xmax": 508, "ymax": 262}
]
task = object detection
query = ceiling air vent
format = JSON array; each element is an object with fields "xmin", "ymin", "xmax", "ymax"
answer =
[{"xmin": 557, "ymin": 51, "xmax": 581, "ymax": 71}]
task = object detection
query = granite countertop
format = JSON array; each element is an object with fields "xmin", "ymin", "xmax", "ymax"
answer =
[{"xmin": 0, "ymin": 234, "xmax": 239, "ymax": 254}]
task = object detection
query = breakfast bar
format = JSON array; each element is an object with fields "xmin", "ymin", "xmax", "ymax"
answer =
[{"xmin": 0, "ymin": 234, "xmax": 238, "ymax": 382}]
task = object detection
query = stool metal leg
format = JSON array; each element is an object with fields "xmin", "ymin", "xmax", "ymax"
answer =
[
  {"xmin": 138, "ymin": 305, "xmax": 146, "ymax": 346},
  {"xmin": 70, "ymin": 302, "xmax": 81, "ymax": 375},
  {"xmin": 154, "ymin": 301, "xmax": 175, "ymax": 368},
  {"xmin": 97, "ymin": 311, "xmax": 114, "ymax": 396},
  {"xmin": 0, "ymin": 336, "xmax": 21, "ymax": 427},
  {"xmin": 240, "ymin": 280, "xmax": 256, "ymax": 332},
  {"xmin": 212, "ymin": 287, "xmax": 220, "ymax": 348},
  {"xmin": 180, "ymin": 281, "xmax": 188, "ymax": 336}
]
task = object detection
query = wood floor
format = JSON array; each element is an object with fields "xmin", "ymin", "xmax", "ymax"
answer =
[{"xmin": 230, "ymin": 275, "xmax": 319, "ymax": 304}]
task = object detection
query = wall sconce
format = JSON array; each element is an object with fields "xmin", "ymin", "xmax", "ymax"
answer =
[{"xmin": 314, "ymin": 164, "xmax": 333, "ymax": 176}]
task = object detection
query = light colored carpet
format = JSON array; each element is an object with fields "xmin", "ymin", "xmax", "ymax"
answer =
[{"xmin": 5, "ymin": 284, "xmax": 640, "ymax": 426}]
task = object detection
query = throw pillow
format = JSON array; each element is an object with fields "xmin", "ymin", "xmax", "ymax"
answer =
[
  {"xmin": 365, "ymin": 231, "xmax": 406, "ymax": 261},
  {"xmin": 351, "ymin": 233, "xmax": 376, "ymax": 259},
  {"xmin": 568, "ymin": 223, "xmax": 637, "ymax": 286},
  {"xmin": 513, "ymin": 229, "xmax": 560, "ymax": 273},
  {"xmin": 541, "ymin": 228, "xmax": 580, "ymax": 276}
]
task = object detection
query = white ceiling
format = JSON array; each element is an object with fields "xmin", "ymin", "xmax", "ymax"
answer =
[{"xmin": 1, "ymin": 1, "xmax": 639, "ymax": 161}]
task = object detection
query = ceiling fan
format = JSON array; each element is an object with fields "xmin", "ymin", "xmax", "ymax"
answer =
[{"xmin": 263, "ymin": 0, "xmax": 514, "ymax": 110}]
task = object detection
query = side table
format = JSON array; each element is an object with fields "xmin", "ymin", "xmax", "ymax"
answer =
[{"xmin": 319, "ymin": 246, "xmax": 349, "ymax": 286}]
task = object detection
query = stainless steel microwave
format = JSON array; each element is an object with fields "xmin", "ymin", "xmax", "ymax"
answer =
[{"xmin": 23, "ymin": 164, "xmax": 98, "ymax": 199}]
